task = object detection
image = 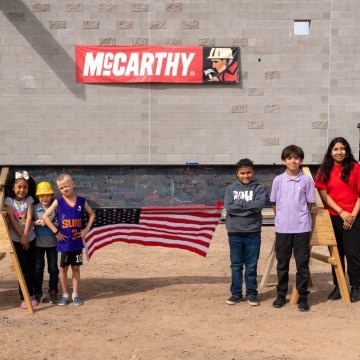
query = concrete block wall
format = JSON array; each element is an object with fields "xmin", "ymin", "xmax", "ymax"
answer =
[{"xmin": 0, "ymin": 0, "xmax": 359, "ymax": 165}]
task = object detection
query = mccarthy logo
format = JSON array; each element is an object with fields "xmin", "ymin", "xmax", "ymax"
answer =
[
  {"xmin": 75, "ymin": 45, "xmax": 239, "ymax": 83},
  {"xmin": 83, "ymin": 51, "xmax": 195, "ymax": 77}
]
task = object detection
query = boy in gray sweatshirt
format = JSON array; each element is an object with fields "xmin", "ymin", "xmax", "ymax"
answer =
[{"xmin": 224, "ymin": 158, "xmax": 266, "ymax": 306}]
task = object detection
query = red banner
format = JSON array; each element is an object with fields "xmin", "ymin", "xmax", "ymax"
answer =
[{"xmin": 75, "ymin": 46, "xmax": 239, "ymax": 84}]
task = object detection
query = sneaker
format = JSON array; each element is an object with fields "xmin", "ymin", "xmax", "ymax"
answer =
[
  {"xmin": 350, "ymin": 286, "xmax": 360, "ymax": 303},
  {"xmin": 72, "ymin": 296, "xmax": 84, "ymax": 306},
  {"xmin": 58, "ymin": 296, "xmax": 69, "ymax": 306},
  {"xmin": 328, "ymin": 286, "xmax": 341, "ymax": 301},
  {"xmin": 226, "ymin": 295, "xmax": 242, "ymax": 305},
  {"xmin": 298, "ymin": 297, "xmax": 310, "ymax": 312},
  {"xmin": 272, "ymin": 295, "xmax": 286, "ymax": 308},
  {"xmin": 49, "ymin": 291, "xmax": 59, "ymax": 304},
  {"xmin": 247, "ymin": 297, "xmax": 260, "ymax": 306},
  {"xmin": 31, "ymin": 297, "xmax": 39, "ymax": 307},
  {"xmin": 36, "ymin": 293, "xmax": 46, "ymax": 303},
  {"xmin": 20, "ymin": 301, "xmax": 27, "ymax": 309}
]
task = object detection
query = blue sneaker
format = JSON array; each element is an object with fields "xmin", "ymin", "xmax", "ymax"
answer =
[
  {"xmin": 58, "ymin": 296, "xmax": 69, "ymax": 306},
  {"xmin": 72, "ymin": 296, "xmax": 84, "ymax": 306}
]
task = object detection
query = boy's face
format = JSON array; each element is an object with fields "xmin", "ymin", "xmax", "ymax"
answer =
[
  {"xmin": 56, "ymin": 176, "xmax": 75, "ymax": 197},
  {"xmin": 282, "ymin": 155, "xmax": 303, "ymax": 172},
  {"xmin": 38, "ymin": 194, "xmax": 52, "ymax": 207},
  {"xmin": 236, "ymin": 166, "xmax": 254, "ymax": 185}
]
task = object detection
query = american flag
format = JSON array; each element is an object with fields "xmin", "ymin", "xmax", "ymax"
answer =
[{"xmin": 84, "ymin": 205, "xmax": 222, "ymax": 259}]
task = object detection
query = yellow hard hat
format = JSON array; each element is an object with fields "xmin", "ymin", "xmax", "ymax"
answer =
[{"xmin": 36, "ymin": 182, "xmax": 54, "ymax": 196}]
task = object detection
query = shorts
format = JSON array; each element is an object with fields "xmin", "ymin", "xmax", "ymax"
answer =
[{"xmin": 59, "ymin": 250, "xmax": 83, "ymax": 268}]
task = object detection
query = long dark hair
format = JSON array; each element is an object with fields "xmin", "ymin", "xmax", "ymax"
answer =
[{"xmin": 319, "ymin": 137, "xmax": 356, "ymax": 183}]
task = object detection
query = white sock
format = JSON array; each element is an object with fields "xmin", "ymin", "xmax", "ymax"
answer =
[
  {"xmin": 72, "ymin": 293, "xmax": 78, "ymax": 300},
  {"xmin": 62, "ymin": 293, "xmax": 69, "ymax": 299}
]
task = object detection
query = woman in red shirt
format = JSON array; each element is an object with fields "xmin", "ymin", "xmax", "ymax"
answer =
[{"xmin": 315, "ymin": 137, "xmax": 360, "ymax": 302}]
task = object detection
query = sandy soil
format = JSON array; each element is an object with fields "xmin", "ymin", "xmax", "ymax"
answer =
[{"xmin": 1, "ymin": 224, "xmax": 360, "ymax": 360}]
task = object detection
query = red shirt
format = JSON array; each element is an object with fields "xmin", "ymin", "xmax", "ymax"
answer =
[{"xmin": 315, "ymin": 162, "xmax": 360, "ymax": 215}]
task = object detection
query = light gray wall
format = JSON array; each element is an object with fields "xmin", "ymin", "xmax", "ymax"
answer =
[{"xmin": 1, "ymin": 0, "xmax": 359, "ymax": 165}]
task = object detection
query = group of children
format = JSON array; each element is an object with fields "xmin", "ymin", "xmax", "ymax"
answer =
[
  {"xmin": 225, "ymin": 139, "xmax": 360, "ymax": 311},
  {"xmin": 4, "ymin": 171, "xmax": 95, "ymax": 309},
  {"xmin": 5, "ymin": 139, "xmax": 359, "ymax": 312}
]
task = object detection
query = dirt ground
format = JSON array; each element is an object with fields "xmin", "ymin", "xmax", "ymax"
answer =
[{"xmin": 1, "ymin": 224, "xmax": 360, "ymax": 360}]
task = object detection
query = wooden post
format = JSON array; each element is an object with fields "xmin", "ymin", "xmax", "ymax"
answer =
[
  {"xmin": 260, "ymin": 166, "xmax": 350, "ymax": 305},
  {"xmin": 0, "ymin": 167, "xmax": 34, "ymax": 314}
]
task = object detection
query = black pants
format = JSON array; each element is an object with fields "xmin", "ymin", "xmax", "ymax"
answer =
[
  {"xmin": 330, "ymin": 215, "xmax": 360, "ymax": 287},
  {"xmin": 275, "ymin": 232, "xmax": 311, "ymax": 297},
  {"xmin": 13, "ymin": 240, "xmax": 36, "ymax": 300}
]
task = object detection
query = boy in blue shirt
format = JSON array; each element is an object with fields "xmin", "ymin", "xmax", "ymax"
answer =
[{"xmin": 224, "ymin": 158, "xmax": 266, "ymax": 306}]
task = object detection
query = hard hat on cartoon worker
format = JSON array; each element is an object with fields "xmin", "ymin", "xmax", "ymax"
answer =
[{"xmin": 207, "ymin": 48, "xmax": 234, "ymax": 60}]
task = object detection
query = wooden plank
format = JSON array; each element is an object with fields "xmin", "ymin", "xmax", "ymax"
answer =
[
  {"xmin": 0, "ymin": 167, "xmax": 9, "ymax": 208},
  {"xmin": 259, "ymin": 239, "xmax": 276, "ymax": 289}
]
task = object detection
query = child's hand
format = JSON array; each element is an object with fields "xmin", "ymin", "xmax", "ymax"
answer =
[
  {"xmin": 20, "ymin": 234, "xmax": 29, "ymax": 250},
  {"xmin": 340, "ymin": 211, "xmax": 353, "ymax": 224},
  {"xmin": 35, "ymin": 219, "xmax": 45, "ymax": 226},
  {"xmin": 78, "ymin": 229, "xmax": 89, "ymax": 239},
  {"xmin": 55, "ymin": 232, "xmax": 67, "ymax": 242},
  {"xmin": 343, "ymin": 215, "xmax": 355, "ymax": 230}
]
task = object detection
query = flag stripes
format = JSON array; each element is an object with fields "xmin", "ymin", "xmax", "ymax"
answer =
[{"xmin": 84, "ymin": 206, "xmax": 222, "ymax": 258}]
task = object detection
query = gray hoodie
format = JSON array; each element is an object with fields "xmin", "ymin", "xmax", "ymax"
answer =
[{"xmin": 224, "ymin": 178, "xmax": 266, "ymax": 233}]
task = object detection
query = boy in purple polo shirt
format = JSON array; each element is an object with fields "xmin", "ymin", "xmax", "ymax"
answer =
[{"xmin": 270, "ymin": 145, "xmax": 316, "ymax": 311}]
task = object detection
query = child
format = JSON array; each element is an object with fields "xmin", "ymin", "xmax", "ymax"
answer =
[
  {"xmin": 33, "ymin": 181, "xmax": 59, "ymax": 304},
  {"xmin": 42, "ymin": 173, "xmax": 95, "ymax": 306},
  {"xmin": 4, "ymin": 170, "xmax": 39, "ymax": 309},
  {"xmin": 224, "ymin": 158, "xmax": 266, "ymax": 306},
  {"xmin": 270, "ymin": 145, "xmax": 316, "ymax": 311}
]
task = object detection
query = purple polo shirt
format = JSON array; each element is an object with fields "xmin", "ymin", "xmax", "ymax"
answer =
[{"xmin": 270, "ymin": 171, "xmax": 316, "ymax": 233}]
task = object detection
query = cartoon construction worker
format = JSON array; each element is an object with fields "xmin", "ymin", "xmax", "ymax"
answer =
[{"xmin": 204, "ymin": 47, "xmax": 239, "ymax": 82}]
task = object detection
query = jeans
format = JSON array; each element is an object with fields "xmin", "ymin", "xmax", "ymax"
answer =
[
  {"xmin": 228, "ymin": 232, "xmax": 261, "ymax": 298},
  {"xmin": 34, "ymin": 246, "xmax": 59, "ymax": 295}
]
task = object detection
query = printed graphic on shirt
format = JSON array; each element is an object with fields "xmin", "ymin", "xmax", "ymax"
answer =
[{"xmin": 233, "ymin": 190, "xmax": 254, "ymax": 202}]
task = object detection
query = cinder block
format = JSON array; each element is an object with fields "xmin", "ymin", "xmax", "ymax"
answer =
[
  {"xmin": 150, "ymin": 21, "xmax": 166, "ymax": 29},
  {"xmin": 66, "ymin": 4, "xmax": 83, "ymax": 12},
  {"xmin": 132, "ymin": 3, "xmax": 149, "ymax": 12},
  {"xmin": 33, "ymin": 4, "xmax": 50, "ymax": 12},
  {"xmin": 50, "ymin": 21, "xmax": 66, "ymax": 29},
  {"xmin": 83, "ymin": 21, "xmax": 99, "ymax": 29},
  {"xmin": 166, "ymin": 3, "xmax": 182, "ymax": 12},
  {"xmin": 117, "ymin": 21, "xmax": 133, "ymax": 29},
  {"xmin": 182, "ymin": 20, "xmax": 199, "ymax": 29}
]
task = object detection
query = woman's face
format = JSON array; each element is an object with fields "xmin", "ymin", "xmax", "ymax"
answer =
[{"xmin": 331, "ymin": 142, "xmax": 346, "ymax": 165}]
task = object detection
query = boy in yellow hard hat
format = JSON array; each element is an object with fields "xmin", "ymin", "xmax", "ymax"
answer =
[{"xmin": 33, "ymin": 181, "xmax": 59, "ymax": 304}]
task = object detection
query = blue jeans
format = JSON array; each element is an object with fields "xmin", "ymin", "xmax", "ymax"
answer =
[
  {"xmin": 34, "ymin": 246, "xmax": 59, "ymax": 295},
  {"xmin": 228, "ymin": 232, "xmax": 261, "ymax": 298}
]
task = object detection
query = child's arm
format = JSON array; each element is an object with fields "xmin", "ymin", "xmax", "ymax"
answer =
[
  {"xmin": 5, "ymin": 204, "xmax": 24, "ymax": 238},
  {"xmin": 344, "ymin": 197, "xmax": 360, "ymax": 230},
  {"xmin": 318, "ymin": 189, "xmax": 352, "ymax": 223},
  {"xmin": 22, "ymin": 202, "xmax": 34, "ymax": 245},
  {"xmin": 225, "ymin": 185, "xmax": 266, "ymax": 216},
  {"xmin": 42, "ymin": 199, "xmax": 66, "ymax": 241},
  {"xmin": 79, "ymin": 202, "xmax": 96, "ymax": 238},
  {"xmin": 272, "ymin": 203, "xmax": 276, "ymax": 215}
]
